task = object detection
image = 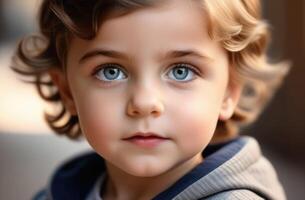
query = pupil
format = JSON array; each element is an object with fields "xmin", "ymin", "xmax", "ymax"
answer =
[
  {"xmin": 105, "ymin": 68, "xmax": 119, "ymax": 79},
  {"xmin": 174, "ymin": 67, "xmax": 188, "ymax": 79},
  {"xmin": 109, "ymin": 69, "xmax": 115, "ymax": 75}
]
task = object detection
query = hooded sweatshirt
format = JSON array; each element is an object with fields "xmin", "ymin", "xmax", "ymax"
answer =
[{"xmin": 33, "ymin": 136, "xmax": 286, "ymax": 200}]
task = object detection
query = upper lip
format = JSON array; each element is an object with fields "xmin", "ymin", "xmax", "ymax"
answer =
[{"xmin": 123, "ymin": 132, "xmax": 169, "ymax": 140}]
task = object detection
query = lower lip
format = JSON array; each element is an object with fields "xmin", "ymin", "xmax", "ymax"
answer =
[{"xmin": 123, "ymin": 136, "xmax": 168, "ymax": 148}]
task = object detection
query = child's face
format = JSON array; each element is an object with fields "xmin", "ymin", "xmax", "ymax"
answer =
[{"xmin": 54, "ymin": 0, "xmax": 240, "ymax": 177}]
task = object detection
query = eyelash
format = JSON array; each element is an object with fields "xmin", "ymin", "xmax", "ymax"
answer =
[{"xmin": 92, "ymin": 63, "xmax": 201, "ymax": 85}]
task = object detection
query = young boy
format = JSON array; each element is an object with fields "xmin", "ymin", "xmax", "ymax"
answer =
[{"xmin": 12, "ymin": 0, "xmax": 289, "ymax": 199}]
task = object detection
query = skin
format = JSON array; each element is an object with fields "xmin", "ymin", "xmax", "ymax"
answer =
[{"xmin": 51, "ymin": 0, "xmax": 241, "ymax": 199}]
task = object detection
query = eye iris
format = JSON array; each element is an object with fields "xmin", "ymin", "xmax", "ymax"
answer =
[
  {"xmin": 173, "ymin": 67, "xmax": 188, "ymax": 80},
  {"xmin": 104, "ymin": 67, "xmax": 119, "ymax": 80}
]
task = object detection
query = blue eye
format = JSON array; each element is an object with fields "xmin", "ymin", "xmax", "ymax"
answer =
[
  {"xmin": 167, "ymin": 64, "xmax": 198, "ymax": 82},
  {"xmin": 94, "ymin": 64, "xmax": 127, "ymax": 82}
]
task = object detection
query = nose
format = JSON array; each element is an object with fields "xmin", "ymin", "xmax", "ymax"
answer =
[{"xmin": 126, "ymin": 85, "xmax": 164, "ymax": 118}]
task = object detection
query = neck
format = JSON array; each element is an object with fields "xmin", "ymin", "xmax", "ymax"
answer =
[{"xmin": 102, "ymin": 153, "xmax": 203, "ymax": 200}]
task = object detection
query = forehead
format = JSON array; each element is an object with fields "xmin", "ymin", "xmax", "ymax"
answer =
[
  {"xmin": 98, "ymin": 0, "xmax": 206, "ymax": 41},
  {"xmin": 67, "ymin": 0, "xmax": 224, "ymax": 64}
]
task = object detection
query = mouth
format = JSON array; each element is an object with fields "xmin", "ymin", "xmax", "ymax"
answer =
[{"xmin": 122, "ymin": 132, "xmax": 170, "ymax": 148}]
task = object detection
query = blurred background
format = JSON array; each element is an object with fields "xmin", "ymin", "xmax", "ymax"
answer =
[{"xmin": 0, "ymin": 0, "xmax": 304, "ymax": 199}]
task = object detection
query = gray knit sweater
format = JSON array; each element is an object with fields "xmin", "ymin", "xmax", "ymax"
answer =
[{"xmin": 85, "ymin": 136, "xmax": 286, "ymax": 200}]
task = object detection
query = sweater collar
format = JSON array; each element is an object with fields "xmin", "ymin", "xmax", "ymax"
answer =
[{"xmin": 49, "ymin": 137, "xmax": 245, "ymax": 200}]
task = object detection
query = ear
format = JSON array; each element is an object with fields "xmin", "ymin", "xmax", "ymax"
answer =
[
  {"xmin": 219, "ymin": 80, "xmax": 242, "ymax": 121},
  {"xmin": 49, "ymin": 69, "xmax": 77, "ymax": 116}
]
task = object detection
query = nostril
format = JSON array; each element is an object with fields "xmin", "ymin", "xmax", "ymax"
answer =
[
  {"xmin": 152, "ymin": 110, "xmax": 161, "ymax": 116},
  {"xmin": 133, "ymin": 110, "xmax": 140, "ymax": 115}
]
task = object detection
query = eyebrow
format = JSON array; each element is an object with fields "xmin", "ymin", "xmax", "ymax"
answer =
[
  {"xmin": 79, "ymin": 48, "xmax": 212, "ymax": 64},
  {"xmin": 165, "ymin": 49, "xmax": 211, "ymax": 59}
]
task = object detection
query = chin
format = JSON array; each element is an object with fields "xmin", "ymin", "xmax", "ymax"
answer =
[{"xmin": 122, "ymin": 164, "xmax": 169, "ymax": 178}]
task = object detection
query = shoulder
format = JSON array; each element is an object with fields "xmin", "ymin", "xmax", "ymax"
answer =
[
  {"xmin": 32, "ymin": 151, "xmax": 106, "ymax": 200},
  {"xmin": 205, "ymin": 189, "xmax": 265, "ymax": 200}
]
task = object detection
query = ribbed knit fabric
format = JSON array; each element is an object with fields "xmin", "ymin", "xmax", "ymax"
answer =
[{"xmin": 172, "ymin": 137, "xmax": 285, "ymax": 200}]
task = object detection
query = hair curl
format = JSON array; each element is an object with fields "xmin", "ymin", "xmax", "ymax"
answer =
[{"xmin": 11, "ymin": 0, "xmax": 289, "ymax": 141}]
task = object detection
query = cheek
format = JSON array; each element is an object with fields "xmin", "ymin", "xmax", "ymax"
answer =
[
  {"xmin": 174, "ymin": 106, "xmax": 216, "ymax": 149},
  {"xmin": 169, "ymin": 92, "xmax": 222, "ymax": 149},
  {"xmin": 72, "ymin": 90, "xmax": 123, "ymax": 148}
]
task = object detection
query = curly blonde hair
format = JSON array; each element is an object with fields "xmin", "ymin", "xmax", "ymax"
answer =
[{"xmin": 11, "ymin": 0, "xmax": 289, "ymax": 141}]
